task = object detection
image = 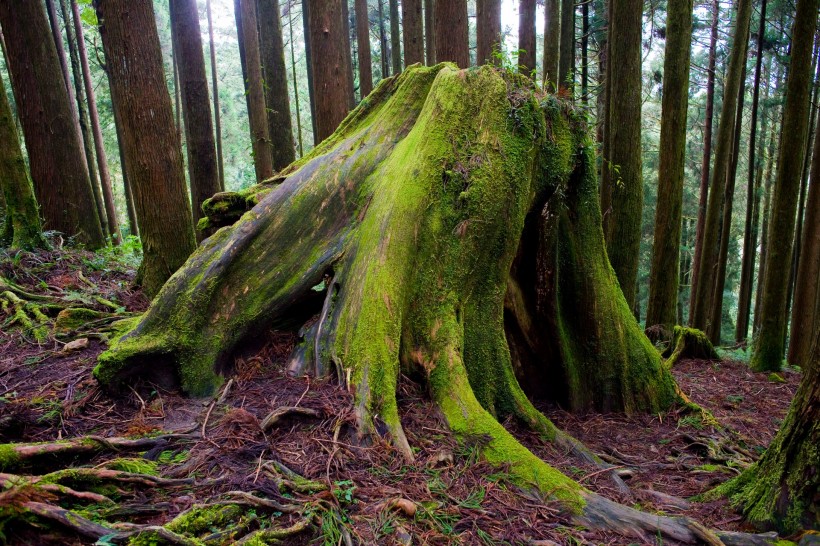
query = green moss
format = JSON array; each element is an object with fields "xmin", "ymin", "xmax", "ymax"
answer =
[
  {"xmin": 53, "ymin": 308, "xmax": 110, "ymax": 333},
  {"xmin": 99, "ymin": 458, "xmax": 158, "ymax": 475},
  {"xmin": 663, "ymin": 326, "xmax": 719, "ymax": 368},
  {"xmin": 0, "ymin": 443, "xmax": 20, "ymax": 470},
  {"xmin": 165, "ymin": 503, "xmax": 244, "ymax": 535},
  {"xmin": 767, "ymin": 373, "xmax": 786, "ymax": 384}
]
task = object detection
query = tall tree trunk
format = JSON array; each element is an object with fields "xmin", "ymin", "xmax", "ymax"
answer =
[
  {"xmin": 389, "ymin": 0, "xmax": 401, "ymax": 74},
  {"xmin": 543, "ymin": 0, "xmax": 560, "ymax": 86},
  {"xmin": 301, "ymin": 0, "xmax": 318, "ymax": 143},
  {"xmin": 736, "ymin": 3, "xmax": 769, "ymax": 343},
  {"xmin": 257, "ymin": 0, "xmax": 296, "ymax": 170},
  {"xmin": 402, "ymin": 0, "xmax": 424, "ymax": 66},
  {"xmin": 518, "ymin": 0, "xmax": 536, "ymax": 74},
  {"xmin": 688, "ymin": 0, "xmax": 719, "ymax": 323},
  {"xmin": 112, "ymin": 106, "xmax": 139, "ymax": 238},
  {"xmin": 378, "ymin": 0, "xmax": 390, "ymax": 77},
  {"xmin": 580, "ymin": 0, "xmax": 588, "ymax": 103},
  {"xmin": 94, "ymin": 0, "xmax": 196, "ymax": 297},
  {"xmin": 234, "ymin": 0, "xmax": 251, "ymax": 117},
  {"xmin": 708, "ymin": 70, "xmax": 747, "ymax": 344},
  {"xmin": 0, "ymin": 70, "xmax": 47, "ymax": 250},
  {"xmin": 476, "ymin": 0, "xmax": 501, "ymax": 66},
  {"xmin": 170, "ymin": 14, "xmax": 182, "ymax": 144},
  {"xmin": 169, "ymin": 0, "xmax": 222, "ymax": 234},
  {"xmin": 238, "ymin": 0, "xmax": 274, "ymax": 181},
  {"xmin": 341, "ymin": 0, "xmax": 356, "ymax": 109},
  {"xmin": 788, "ymin": 106, "xmax": 820, "ymax": 367},
  {"xmin": 206, "ymin": 0, "xmax": 225, "ymax": 191},
  {"xmin": 57, "ymin": 0, "xmax": 108, "ymax": 236},
  {"xmin": 355, "ymin": 0, "xmax": 374, "ymax": 97},
  {"xmin": 0, "ymin": 0, "xmax": 105, "ymax": 248},
  {"xmin": 750, "ymin": 0, "xmax": 819, "ymax": 372},
  {"xmin": 690, "ymin": 0, "xmax": 752, "ymax": 332},
  {"xmin": 308, "ymin": 0, "xmax": 354, "ymax": 143},
  {"xmin": 287, "ymin": 4, "xmax": 304, "ymax": 156},
  {"xmin": 645, "ymin": 0, "xmax": 693, "ymax": 332},
  {"xmin": 754, "ymin": 104, "xmax": 780, "ymax": 332},
  {"xmin": 558, "ymin": 0, "xmax": 574, "ymax": 91},
  {"xmin": 424, "ymin": 0, "xmax": 434, "ymax": 65},
  {"xmin": 603, "ymin": 0, "xmax": 643, "ymax": 308},
  {"xmin": 71, "ymin": 0, "xmax": 122, "ymax": 245},
  {"xmin": 434, "ymin": 0, "xmax": 469, "ymax": 68}
]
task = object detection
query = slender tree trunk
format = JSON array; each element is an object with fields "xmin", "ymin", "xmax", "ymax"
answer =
[
  {"xmin": 257, "ymin": 0, "xmax": 296, "ymax": 170},
  {"xmin": 389, "ymin": 0, "xmax": 401, "ymax": 74},
  {"xmin": 580, "ymin": 0, "xmax": 588, "ymax": 103},
  {"xmin": 0, "ymin": 0, "xmax": 105, "ymax": 248},
  {"xmin": 238, "ymin": 0, "xmax": 274, "ymax": 180},
  {"xmin": 543, "ymin": 0, "xmax": 560, "ymax": 87},
  {"xmin": 603, "ymin": 0, "xmax": 643, "ymax": 308},
  {"xmin": 788, "ymin": 106, "xmax": 820, "ymax": 367},
  {"xmin": 301, "ymin": 0, "xmax": 318, "ymax": 144},
  {"xmin": 434, "ymin": 0, "xmax": 469, "ymax": 68},
  {"xmin": 355, "ymin": 0, "xmax": 374, "ymax": 97},
  {"xmin": 754, "ymin": 104, "xmax": 780, "ymax": 332},
  {"xmin": 169, "ymin": 0, "xmax": 222, "ymax": 235},
  {"xmin": 708, "ymin": 70, "xmax": 747, "ymax": 343},
  {"xmin": 688, "ymin": 0, "xmax": 719, "ymax": 323},
  {"xmin": 378, "ymin": 0, "xmax": 390, "ymax": 78},
  {"xmin": 112, "ymin": 106, "xmax": 139, "ymax": 238},
  {"xmin": 206, "ymin": 0, "xmax": 225, "ymax": 191},
  {"xmin": 558, "ymin": 0, "xmax": 574, "ymax": 91},
  {"xmin": 518, "ymin": 0, "xmax": 536, "ymax": 74},
  {"xmin": 234, "ymin": 0, "xmax": 251, "ymax": 112},
  {"xmin": 57, "ymin": 0, "xmax": 107, "ymax": 236},
  {"xmin": 71, "ymin": 0, "xmax": 122, "ymax": 245},
  {"xmin": 476, "ymin": 0, "xmax": 501, "ymax": 66},
  {"xmin": 170, "ymin": 14, "xmax": 182, "ymax": 144},
  {"xmin": 599, "ymin": 0, "xmax": 610, "ymax": 210},
  {"xmin": 424, "ymin": 0, "xmax": 434, "ymax": 65},
  {"xmin": 287, "ymin": 4, "xmax": 304, "ymax": 156},
  {"xmin": 736, "ymin": 2, "xmax": 769, "ymax": 343},
  {"xmin": 0, "ymin": 70, "xmax": 47, "ymax": 250},
  {"xmin": 751, "ymin": 0, "xmax": 819, "ymax": 372},
  {"xmin": 402, "ymin": 0, "xmax": 424, "ymax": 66},
  {"xmin": 308, "ymin": 0, "xmax": 354, "ymax": 142},
  {"xmin": 94, "ymin": 0, "xmax": 196, "ymax": 297},
  {"xmin": 646, "ymin": 0, "xmax": 693, "ymax": 331},
  {"xmin": 690, "ymin": 0, "xmax": 752, "ymax": 332}
]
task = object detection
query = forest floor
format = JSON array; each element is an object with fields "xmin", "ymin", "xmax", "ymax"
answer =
[{"xmin": 0, "ymin": 247, "xmax": 802, "ymax": 546}]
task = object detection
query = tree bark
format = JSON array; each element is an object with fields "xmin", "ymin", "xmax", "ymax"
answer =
[
  {"xmin": 476, "ymin": 0, "xmax": 501, "ymax": 66},
  {"xmin": 307, "ymin": 0, "xmax": 354, "ymax": 143},
  {"xmin": 355, "ymin": 0, "xmax": 374, "ymax": 97},
  {"xmin": 603, "ymin": 0, "xmax": 643, "ymax": 308},
  {"xmin": 788, "ymin": 106, "xmax": 820, "ymax": 367},
  {"xmin": 71, "ymin": 0, "xmax": 122, "ymax": 245},
  {"xmin": 94, "ymin": 0, "xmax": 196, "ymax": 297},
  {"xmin": 736, "ymin": 3, "xmax": 768, "ymax": 343},
  {"xmin": 690, "ymin": 0, "xmax": 752, "ymax": 332},
  {"xmin": 170, "ymin": 0, "xmax": 222, "ymax": 233},
  {"xmin": 754, "ymin": 101, "xmax": 780, "ymax": 333},
  {"xmin": 543, "ymin": 0, "xmax": 560, "ymax": 86},
  {"xmin": 389, "ymin": 0, "xmax": 401, "ymax": 74},
  {"xmin": 434, "ymin": 0, "xmax": 469, "ymax": 68},
  {"xmin": 0, "ymin": 0, "xmax": 105, "ymax": 249},
  {"xmin": 238, "ymin": 0, "xmax": 274, "ymax": 181},
  {"xmin": 301, "ymin": 0, "xmax": 318, "ymax": 143},
  {"xmin": 287, "ymin": 4, "xmax": 304, "ymax": 156},
  {"xmin": 340, "ymin": 0, "xmax": 356, "ymax": 110},
  {"xmin": 257, "ymin": 0, "xmax": 296, "ymax": 170},
  {"xmin": 688, "ymin": 0, "xmax": 719, "ymax": 323},
  {"xmin": 56, "ymin": 0, "xmax": 108, "ymax": 237},
  {"xmin": 558, "ymin": 0, "xmax": 574, "ymax": 91},
  {"xmin": 424, "ymin": 0, "xmax": 434, "ymax": 65},
  {"xmin": 112, "ymin": 106, "xmax": 139, "ymax": 238},
  {"xmin": 0, "ymin": 70, "xmax": 47, "ymax": 250},
  {"xmin": 206, "ymin": 0, "xmax": 225, "ymax": 190},
  {"xmin": 646, "ymin": 0, "xmax": 693, "ymax": 332},
  {"xmin": 402, "ymin": 0, "xmax": 424, "ymax": 66},
  {"xmin": 751, "ymin": 0, "xmax": 819, "ymax": 372},
  {"xmin": 378, "ymin": 0, "xmax": 390, "ymax": 77},
  {"xmin": 518, "ymin": 0, "xmax": 536, "ymax": 74}
]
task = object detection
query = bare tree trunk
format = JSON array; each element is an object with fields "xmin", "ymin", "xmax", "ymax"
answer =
[
  {"xmin": 308, "ymin": 0, "xmax": 354, "ymax": 142},
  {"xmin": 518, "ymin": 0, "xmax": 536, "ymax": 74},
  {"xmin": 688, "ymin": 0, "xmax": 719, "ymax": 323},
  {"xmin": 751, "ymin": 0, "xmax": 819, "ymax": 371},
  {"xmin": 558, "ymin": 0, "xmax": 574, "ymax": 91},
  {"xmin": 287, "ymin": 4, "xmax": 304, "ymax": 156},
  {"xmin": 434, "ymin": 0, "xmax": 469, "ymax": 68},
  {"xmin": 355, "ymin": 0, "xmax": 374, "ymax": 97},
  {"xmin": 402, "ymin": 0, "xmax": 424, "ymax": 66},
  {"xmin": 301, "ymin": 0, "xmax": 318, "ymax": 143},
  {"xmin": 476, "ymin": 0, "xmax": 501, "ymax": 66},
  {"xmin": 56, "ymin": 0, "xmax": 108, "ymax": 236},
  {"xmin": 0, "ymin": 0, "xmax": 105, "ymax": 248},
  {"xmin": 257, "ymin": 0, "xmax": 296, "ymax": 170},
  {"xmin": 170, "ymin": 0, "xmax": 222, "ymax": 235},
  {"xmin": 112, "ymin": 106, "xmax": 139, "ymax": 238},
  {"xmin": 580, "ymin": 0, "xmax": 589, "ymax": 103},
  {"xmin": 424, "ymin": 0, "xmax": 434, "ymax": 65},
  {"xmin": 754, "ymin": 101, "xmax": 780, "ymax": 332},
  {"xmin": 206, "ymin": 0, "xmax": 225, "ymax": 191},
  {"xmin": 389, "ymin": 0, "xmax": 401, "ymax": 74},
  {"xmin": 736, "ymin": 0, "xmax": 768, "ymax": 343},
  {"xmin": 70, "ymin": 0, "xmax": 122, "ymax": 245},
  {"xmin": 378, "ymin": 0, "xmax": 390, "ymax": 77},
  {"xmin": 94, "ymin": 0, "xmax": 196, "ymax": 297},
  {"xmin": 341, "ymin": 0, "xmax": 356, "ymax": 109},
  {"xmin": 543, "ymin": 0, "xmax": 560, "ymax": 86}
]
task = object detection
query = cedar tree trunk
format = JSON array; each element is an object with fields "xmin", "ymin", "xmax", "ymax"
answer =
[
  {"xmin": 476, "ymin": 0, "xmax": 501, "ymax": 66},
  {"xmin": 558, "ymin": 0, "xmax": 574, "ymax": 91},
  {"xmin": 434, "ymin": 0, "xmax": 469, "ymax": 68},
  {"xmin": 424, "ymin": 0, "xmax": 434, "ymax": 65},
  {"xmin": 402, "ymin": 0, "xmax": 424, "ymax": 66},
  {"xmin": 355, "ymin": 0, "xmax": 374, "ymax": 97},
  {"xmin": 518, "ymin": 0, "xmax": 536, "ymax": 74},
  {"xmin": 543, "ymin": 0, "xmax": 559, "ymax": 86},
  {"xmin": 389, "ymin": 0, "xmax": 401, "ymax": 74},
  {"xmin": 0, "ymin": 0, "xmax": 105, "ymax": 248},
  {"xmin": 94, "ymin": 0, "xmax": 196, "ymax": 298}
]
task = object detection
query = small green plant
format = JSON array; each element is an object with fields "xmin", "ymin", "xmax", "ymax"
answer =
[
  {"xmin": 726, "ymin": 394, "xmax": 744, "ymax": 404},
  {"xmin": 332, "ymin": 479, "xmax": 356, "ymax": 505},
  {"xmin": 677, "ymin": 415, "xmax": 704, "ymax": 430}
]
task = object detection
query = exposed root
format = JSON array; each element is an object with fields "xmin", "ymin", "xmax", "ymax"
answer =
[
  {"xmin": 234, "ymin": 518, "xmax": 312, "ymax": 544},
  {"xmin": 260, "ymin": 406, "xmax": 323, "ymax": 432}
]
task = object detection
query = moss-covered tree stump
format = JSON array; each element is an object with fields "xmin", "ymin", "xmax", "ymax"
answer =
[
  {"xmin": 663, "ymin": 326, "xmax": 720, "ymax": 367},
  {"xmin": 91, "ymin": 64, "xmax": 725, "ymax": 538}
]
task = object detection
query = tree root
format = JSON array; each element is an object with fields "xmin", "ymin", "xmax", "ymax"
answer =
[{"xmin": 260, "ymin": 406, "xmax": 323, "ymax": 432}]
